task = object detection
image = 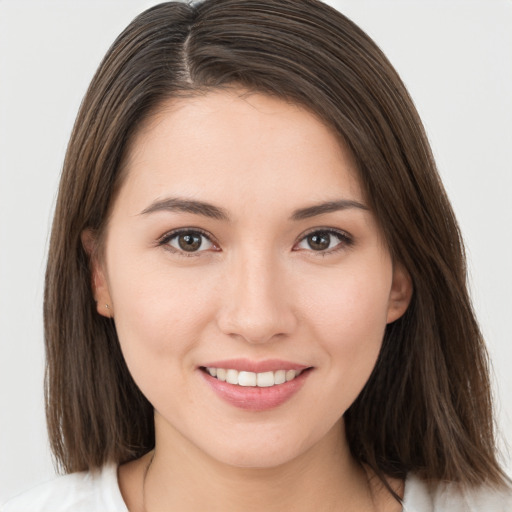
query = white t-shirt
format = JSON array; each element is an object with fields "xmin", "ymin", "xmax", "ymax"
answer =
[{"xmin": 2, "ymin": 464, "xmax": 512, "ymax": 512}]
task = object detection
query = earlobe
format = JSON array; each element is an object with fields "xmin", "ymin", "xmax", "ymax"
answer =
[
  {"xmin": 81, "ymin": 229, "xmax": 113, "ymax": 318},
  {"xmin": 387, "ymin": 263, "xmax": 413, "ymax": 324}
]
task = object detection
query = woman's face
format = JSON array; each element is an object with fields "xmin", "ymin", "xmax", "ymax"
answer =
[{"xmin": 90, "ymin": 90, "xmax": 411, "ymax": 468}]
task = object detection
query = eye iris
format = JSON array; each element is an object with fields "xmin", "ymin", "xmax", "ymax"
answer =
[
  {"xmin": 308, "ymin": 232, "xmax": 330, "ymax": 251},
  {"xmin": 178, "ymin": 233, "xmax": 202, "ymax": 251}
]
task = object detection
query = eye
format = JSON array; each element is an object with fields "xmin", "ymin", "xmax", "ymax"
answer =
[
  {"xmin": 159, "ymin": 229, "xmax": 217, "ymax": 254},
  {"xmin": 295, "ymin": 229, "xmax": 352, "ymax": 253}
]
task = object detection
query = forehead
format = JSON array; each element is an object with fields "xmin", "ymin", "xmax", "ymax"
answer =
[{"xmin": 118, "ymin": 89, "xmax": 364, "ymax": 215}]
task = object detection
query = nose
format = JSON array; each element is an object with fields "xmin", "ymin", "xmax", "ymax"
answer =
[{"xmin": 216, "ymin": 251, "xmax": 297, "ymax": 344}]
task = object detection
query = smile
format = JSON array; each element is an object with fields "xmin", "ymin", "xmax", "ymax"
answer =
[
  {"xmin": 199, "ymin": 361, "xmax": 313, "ymax": 411},
  {"xmin": 203, "ymin": 367, "xmax": 304, "ymax": 387}
]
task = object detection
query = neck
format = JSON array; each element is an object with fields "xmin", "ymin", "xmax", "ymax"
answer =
[{"xmin": 142, "ymin": 417, "xmax": 376, "ymax": 512}]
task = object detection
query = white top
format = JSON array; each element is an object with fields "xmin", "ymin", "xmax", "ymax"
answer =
[{"xmin": 2, "ymin": 464, "xmax": 512, "ymax": 512}]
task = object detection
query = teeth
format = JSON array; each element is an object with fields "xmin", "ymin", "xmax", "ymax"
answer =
[
  {"xmin": 226, "ymin": 369, "xmax": 239, "ymax": 385},
  {"xmin": 274, "ymin": 369, "xmax": 286, "ymax": 385},
  {"xmin": 205, "ymin": 367, "xmax": 303, "ymax": 387},
  {"xmin": 285, "ymin": 369, "xmax": 296, "ymax": 382},
  {"xmin": 257, "ymin": 371, "xmax": 274, "ymax": 387},
  {"xmin": 238, "ymin": 371, "xmax": 257, "ymax": 387}
]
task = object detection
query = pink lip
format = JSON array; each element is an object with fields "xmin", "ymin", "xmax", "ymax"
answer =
[
  {"xmin": 201, "ymin": 358, "xmax": 309, "ymax": 373},
  {"xmin": 199, "ymin": 360, "xmax": 312, "ymax": 412}
]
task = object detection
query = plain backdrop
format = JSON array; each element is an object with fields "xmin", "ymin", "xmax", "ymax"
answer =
[{"xmin": 1, "ymin": 0, "xmax": 511, "ymax": 502}]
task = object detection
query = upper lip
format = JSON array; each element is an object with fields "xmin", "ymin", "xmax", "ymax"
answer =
[{"xmin": 200, "ymin": 358, "xmax": 311, "ymax": 373}]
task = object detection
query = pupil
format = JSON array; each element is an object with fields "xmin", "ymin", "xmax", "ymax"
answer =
[
  {"xmin": 178, "ymin": 233, "xmax": 201, "ymax": 251},
  {"xmin": 308, "ymin": 232, "xmax": 330, "ymax": 251}
]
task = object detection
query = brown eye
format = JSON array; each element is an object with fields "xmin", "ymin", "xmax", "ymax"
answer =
[
  {"xmin": 306, "ymin": 232, "xmax": 331, "ymax": 251},
  {"xmin": 165, "ymin": 230, "xmax": 214, "ymax": 253},
  {"xmin": 295, "ymin": 229, "xmax": 352, "ymax": 253},
  {"xmin": 178, "ymin": 233, "xmax": 202, "ymax": 251}
]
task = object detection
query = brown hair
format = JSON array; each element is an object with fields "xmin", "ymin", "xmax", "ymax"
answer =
[{"xmin": 44, "ymin": 0, "xmax": 509, "ymax": 488}]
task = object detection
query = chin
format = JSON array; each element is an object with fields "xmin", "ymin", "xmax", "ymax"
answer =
[
  {"xmin": 196, "ymin": 422, "xmax": 330, "ymax": 471},
  {"xmin": 210, "ymin": 444, "xmax": 304, "ymax": 470}
]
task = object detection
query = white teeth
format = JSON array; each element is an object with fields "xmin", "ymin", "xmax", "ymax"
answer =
[
  {"xmin": 274, "ymin": 369, "xmax": 286, "ymax": 385},
  {"xmin": 238, "ymin": 371, "xmax": 257, "ymax": 387},
  {"xmin": 257, "ymin": 371, "xmax": 274, "ymax": 387},
  {"xmin": 205, "ymin": 367, "xmax": 303, "ymax": 387},
  {"xmin": 285, "ymin": 369, "xmax": 296, "ymax": 382},
  {"xmin": 226, "ymin": 369, "xmax": 239, "ymax": 385}
]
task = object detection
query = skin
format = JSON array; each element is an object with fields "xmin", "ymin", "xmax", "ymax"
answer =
[{"xmin": 86, "ymin": 89, "xmax": 412, "ymax": 511}]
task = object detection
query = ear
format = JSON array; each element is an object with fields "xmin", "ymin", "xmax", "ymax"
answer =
[
  {"xmin": 81, "ymin": 229, "xmax": 113, "ymax": 318},
  {"xmin": 387, "ymin": 263, "xmax": 413, "ymax": 324}
]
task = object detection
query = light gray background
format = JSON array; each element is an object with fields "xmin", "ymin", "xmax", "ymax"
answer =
[{"xmin": 1, "ymin": 0, "xmax": 511, "ymax": 502}]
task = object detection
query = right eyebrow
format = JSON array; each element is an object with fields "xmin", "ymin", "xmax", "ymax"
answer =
[
  {"xmin": 139, "ymin": 197, "xmax": 230, "ymax": 221},
  {"xmin": 290, "ymin": 199, "xmax": 369, "ymax": 221}
]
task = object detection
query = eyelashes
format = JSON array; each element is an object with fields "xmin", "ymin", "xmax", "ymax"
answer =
[
  {"xmin": 157, "ymin": 228, "xmax": 220, "ymax": 257},
  {"xmin": 164, "ymin": 230, "xmax": 215, "ymax": 252},
  {"xmin": 294, "ymin": 229, "xmax": 353, "ymax": 254},
  {"xmin": 157, "ymin": 227, "xmax": 354, "ymax": 258}
]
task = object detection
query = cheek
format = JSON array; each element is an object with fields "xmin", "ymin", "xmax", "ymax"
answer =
[
  {"xmin": 299, "ymin": 262, "xmax": 392, "ymax": 399},
  {"xmin": 302, "ymin": 262, "xmax": 391, "ymax": 337},
  {"xmin": 105, "ymin": 251, "xmax": 219, "ymax": 370}
]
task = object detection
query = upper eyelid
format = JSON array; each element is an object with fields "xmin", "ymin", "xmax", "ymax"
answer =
[
  {"xmin": 157, "ymin": 226, "xmax": 352, "ymax": 250},
  {"xmin": 158, "ymin": 227, "xmax": 216, "ymax": 245},
  {"xmin": 293, "ymin": 228, "xmax": 354, "ymax": 255},
  {"xmin": 157, "ymin": 228, "xmax": 218, "ymax": 258},
  {"xmin": 296, "ymin": 227, "xmax": 352, "ymax": 242}
]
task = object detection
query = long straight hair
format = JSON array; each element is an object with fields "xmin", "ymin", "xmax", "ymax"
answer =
[{"xmin": 44, "ymin": 0, "xmax": 509, "ymax": 487}]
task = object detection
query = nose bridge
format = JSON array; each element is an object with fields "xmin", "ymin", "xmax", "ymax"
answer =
[{"xmin": 218, "ymin": 246, "xmax": 295, "ymax": 343}]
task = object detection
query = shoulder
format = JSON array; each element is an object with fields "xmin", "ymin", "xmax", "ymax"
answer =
[
  {"xmin": 403, "ymin": 473, "xmax": 512, "ymax": 512},
  {"xmin": 1, "ymin": 464, "xmax": 127, "ymax": 512}
]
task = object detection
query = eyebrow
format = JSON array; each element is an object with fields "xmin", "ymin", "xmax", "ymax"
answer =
[
  {"xmin": 290, "ymin": 199, "xmax": 369, "ymax": 220},
  {"xmin": 139, "ymin": 197, "xmax": 368, "ymax": 221},
  {"xmin": 140, "ymin": 197, "xmax": 230, "ymax": 220}
]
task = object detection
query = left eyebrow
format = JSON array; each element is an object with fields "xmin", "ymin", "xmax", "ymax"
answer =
[
  {"xmin": 290, "ymin": 199, "xmax": 369, "ymax": 221},
  {"xmin": 139, "ymin": 197, "xmax": 230, "ymax": 221}
]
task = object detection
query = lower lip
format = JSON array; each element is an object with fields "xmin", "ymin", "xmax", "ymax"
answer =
[{"xmin": 200, "ymin": 369, "xmax": 311, "ymax": 412}]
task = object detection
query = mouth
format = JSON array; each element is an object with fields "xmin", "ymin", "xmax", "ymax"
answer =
[
  {"xmin": 200, "ymin": 367, "xmax": 306, "ymax": 388},
  {"xmin": 199, "ymin": 361, "xmax": 313, "ymax": 411}
]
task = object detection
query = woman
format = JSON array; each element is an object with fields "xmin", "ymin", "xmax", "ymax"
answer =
[{"xmin": 2, "ymin": 0, "xmax": 511, "ymax": 510}]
